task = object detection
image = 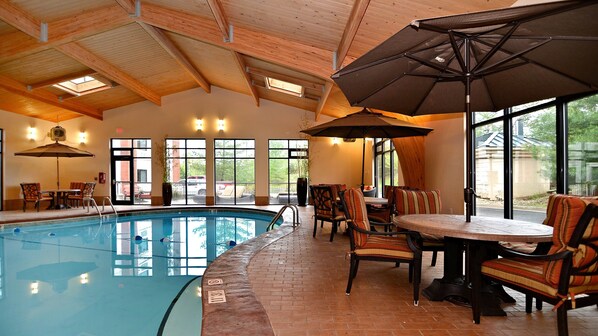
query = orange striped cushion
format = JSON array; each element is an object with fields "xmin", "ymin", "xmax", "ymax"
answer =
[
  {"xmin": 544, "ymin": 197, "xmax": 598, "ymax": 286},
  {"xmin": 355, "ymin": 235, "xmax": 414, "ymax": 259},
  {"xmin": 394, "ymin": 189, "xmax": 441, "ymax": 215},
  {"xmin": 543, "ymin": 194, "xmax": 598, "ymax": 227},
  {"xmin": 342, "ymin": 188, "xmax": 371, "ymax": 247}
]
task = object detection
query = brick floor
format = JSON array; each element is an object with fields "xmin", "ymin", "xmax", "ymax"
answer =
[{"xmin": 247, "ymin": 206, "xmax": 598, "ymax": 336}]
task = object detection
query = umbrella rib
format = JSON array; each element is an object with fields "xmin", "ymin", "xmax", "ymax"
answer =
[
  {"xmin": 472, "ymin": 23, "xmax": 519, "ymax": 73},
  {"xmin": 448, "ymin": 31, "xmax": 466, "ymax": 72}
]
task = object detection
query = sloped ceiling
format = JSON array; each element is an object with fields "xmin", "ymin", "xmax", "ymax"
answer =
[{"xmin": 0, "ymin": 0, "xmax": 516, "ymax": 123}]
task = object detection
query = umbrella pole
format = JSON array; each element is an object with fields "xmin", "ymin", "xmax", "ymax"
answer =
[
  {"xmin": 56, "ymin": 157, "xmax": 60, "ymax": 189},
  {"xmin": 464, "ymin": 39, "xmax": 474, "ymax": 222},
  {"xmin": 361, "ymin": 138, "xmax": 365, "ymax": 190}
]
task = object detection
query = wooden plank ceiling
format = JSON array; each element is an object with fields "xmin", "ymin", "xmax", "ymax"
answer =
[{"xmin": 0, "ymin": 0, "xmax": 516, "ymax": 122}]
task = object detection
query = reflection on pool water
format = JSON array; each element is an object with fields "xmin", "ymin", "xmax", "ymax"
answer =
[{"xmin": 0, "ymin": 209, "xmax": 279, "ymax": 336}]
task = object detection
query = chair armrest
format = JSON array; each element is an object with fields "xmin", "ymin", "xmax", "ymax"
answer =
[
  {"xmin": 368, "ymin": 218, "xmax": 394, "ymax": 228},
  {"xmin": 492, "ymin": 243, "xmax": 571, "ymax": 261}
]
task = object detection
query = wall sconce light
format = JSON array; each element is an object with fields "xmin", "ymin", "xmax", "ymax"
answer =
[
  {"xmin": 195, "ymin": 119, "xmax": 204, "ymax": 131},
  {"xmin": 332, "ymin": 137, "xmax": 339, "ymax": 145},
  {"xmin": 217, "ymin": 119, "xmax": 225, "ymax": 131},
  {"xmin": 79, "ymin": 132, "xmax": 87, "ymax": 144},
  {"xmin": 80, "ymin": 273, "xmax": 89, "ymax": 284},
  {"xmin": 31, "ymin": 281, "xmax": 39, "ymax": 294},
  {"xmin": 27, "ymin": 127, "xmax": 36, "ymax": 140}
]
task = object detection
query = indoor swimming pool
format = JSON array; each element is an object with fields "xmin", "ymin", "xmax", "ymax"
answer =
[{"xmin": 0, "ymin": 208, "xmax": 280, "ymax": 336}]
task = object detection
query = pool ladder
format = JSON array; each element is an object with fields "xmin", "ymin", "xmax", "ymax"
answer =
[
  {"xmin": 87, "ymin": 196, "xmax": 118, "ymax": 219},
  {"xmin": 267, "ymin": 204, "xmax": 300, "ymax": 231}
]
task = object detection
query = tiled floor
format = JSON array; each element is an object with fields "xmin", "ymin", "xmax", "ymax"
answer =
[{"xmin": 3, "ymin": 205, "xmax": 598, "ymax": 336}]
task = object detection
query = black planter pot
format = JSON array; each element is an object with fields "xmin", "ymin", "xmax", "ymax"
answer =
[
  {"xmin": 162, "ymin": 182, "xmax": 173, "ymax": 206},
  {"xmin": 297, "ymin": 177, "xmax": 308, "ymax": 206}
]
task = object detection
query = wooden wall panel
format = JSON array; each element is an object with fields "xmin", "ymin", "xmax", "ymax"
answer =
[{"xmin": 392, "ymin": 136, "xmax": 426, "ymax": 190}]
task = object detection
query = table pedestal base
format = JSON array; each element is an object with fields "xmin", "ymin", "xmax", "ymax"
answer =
[{"xmin": 423, "ymin": 277, "xmax": 514, "ymax": 316}]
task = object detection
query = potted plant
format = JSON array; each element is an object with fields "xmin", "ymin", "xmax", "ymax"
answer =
[{"xmin": 155, "ymin": 137, "xmax": 172, "ymax": 206}]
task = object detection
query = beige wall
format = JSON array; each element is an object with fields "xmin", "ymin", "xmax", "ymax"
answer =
[
  {"xmin": 1, "ymin": 87, "xmax": 369, "ymax": 208},
  {"xmin": 423, "ymin": 115, "xmax": 465, "ymax": 215}
]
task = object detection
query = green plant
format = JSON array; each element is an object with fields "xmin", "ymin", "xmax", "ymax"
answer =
[{"xmin": 155, "ymin": 136, "xmax": 170, "ymax": 183}]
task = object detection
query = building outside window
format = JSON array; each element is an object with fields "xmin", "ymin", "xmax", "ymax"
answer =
[
  {"xmin": 166, "ymin": 139, "xmax": 206, "ymax": 205},
  {"xmin": 268, "ymin": 139, "xmax": 309, "ymax": 204},
  {"xmin": 214, "ymin": 139, "xmax": 255, "ymax": 205},
  {"xmin": 473, "ymin": 93, "xmax": 597, "ymax": 221},
  {"xmin": 110, "ymin": 138, "xmax": 151, "ymax": 205}
]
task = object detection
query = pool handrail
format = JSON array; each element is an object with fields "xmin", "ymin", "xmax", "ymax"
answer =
[{"xmin": 267, "ymin": 203, "xmax": 300, "ymax": 231}]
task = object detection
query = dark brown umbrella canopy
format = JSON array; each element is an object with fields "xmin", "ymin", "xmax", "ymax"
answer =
[
  {"xmin": 332, "ymin": 0, "xmax": 598, "ymax": 220},
  {"xmin": 333, "ymin": 0, "xmax": 598, "ymax": 115},
  {"xmin": 301, "ymin": 108, "xmax": 433, "ymax": 138}
]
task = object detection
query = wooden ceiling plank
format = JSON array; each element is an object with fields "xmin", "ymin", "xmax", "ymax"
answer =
[
  {"xmin": 0, "ymin": 74, "xmax": 103, "ymax": 119},
  {"xmin": 0, "ymin": 5, "xmax": 132, "ymax": 64},
  {"xmin": 0, "ymin": 0, "xmax": 45, "ymax": 41},
  {"xmin": 114, "ymin": 0, "xmax": 137, "ymax": 15},
  {"xmin": 232, "ymin": 51, "xmax": 259, "ymax": 106},
  {"xmin": 56, "ymin": 42, "xmax": 162, "ymax": 106},
  {"xmin": 246, "ymin": 66, "xmax": 324, "ymax": 91},
  {"xmin": 138, "ymin": 3, "xmax": 333, "ymax": 80},
  {"xmin": 336, "ymin": 0, "xmax": 370, "ymax": 70},
  {"xmin": 28, "ymin": 69, "xmax": 97, "ymax": 90},
  {"xmin": 206, "ymin": 0, "xmax": 231, "ymax": 42},
  {"xmin": 315, "ymin": 82, "xmax": 333, "ymax": 121},
  {"xmin": 138, "ymin": 22, "xmax": 211, "ymax": 93}
]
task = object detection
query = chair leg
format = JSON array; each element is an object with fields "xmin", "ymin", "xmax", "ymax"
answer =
[
  {"xmin": 329, "ymin": 221, "xmax": 337, "ymax": 242},
  {"xmin": 346, "ymin": 254, "xmax": 357, "ymax": 295},
  {"xmin": 525, "ymin": 295, "xmax": 533, "ymax": 313},
  {"xmin": 352, "ymin": 259, "xmax": 360, "ymax": 279},
  {"xmin": 413, "ymin": 259, "xmax": 421, "ymax": 306},
  {"xmin": 556, "ymin": 305, "xmax": 569, "ymax": 336},
  {"xmin": 536, "ymin": 298, "xmax": 543, "ymax": 310},
  {"xmin": 431, "ymin": 250, "xmax": 438, "ymax": 266},
  {"xmin": 35, "ymin": 200, "xmax": 40, "ymax": 212},
  {"xmin": 313, "ymin": 217, "xmax": 318, "ymax": 238}
]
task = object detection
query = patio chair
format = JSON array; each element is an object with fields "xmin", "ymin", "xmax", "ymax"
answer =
[
  {"xmin": 394, "ymin": 188, "xmax": 444, "ymax": 266},
  {"xmin": 340, "ymin": 188, "xmax": 422, "ymax": 304},
  {"xmin": 79, "ymin": 182, "xmax": 97, "ymax": 211},
  {"xmin": 310, "ymin": 184, "xmax": 345, "ymax": 242},
  {"xmin": 367, "ymin": 185, "xmax": 398, "ymax": 231},
  {"xmin": 471, "ymin": 197, "xmax": 598, "ymax": 336},
  {"xmin": 67, "ymin": 181, "xmax": 86, "ymax": 207},
  {"xmin": 20, "ymin": 182, "xmax": 53, "ymax": 212}
]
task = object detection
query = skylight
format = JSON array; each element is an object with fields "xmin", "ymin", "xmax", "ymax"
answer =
[
  {"xmin": 265, "ymin": 77, "xmax": 304, "ymax": 97},
  {"xmin": 53, "ymin": 75, "xmax": 108, "ymax": 96}
]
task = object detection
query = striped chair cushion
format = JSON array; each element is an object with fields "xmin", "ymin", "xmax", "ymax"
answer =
[
  {"xmin": 482, "ymin": 257, "xmax": 598, "ymax": 298},
  {"xmin": 342, "ymin": 188, "xmax": 371, "ymax": 248},
  {"xmin": 544, "ymin": 197, "xmax": 598, "ymax": 286},
  {"xmin": 354, "ymin": 235, "xmax": 414, "ymax": 259},
  {"xmin": 543, "ymin": 194, "xmax": 598, "ymax": 227},
  {"xmin": 395, "ymin": 189, "xmax": 441, "ymax": 215}
]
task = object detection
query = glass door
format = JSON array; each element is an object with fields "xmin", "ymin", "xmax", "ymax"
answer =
[{"xmin": 111, "ymin": 148, "xmax": 134, "ymax": 205}]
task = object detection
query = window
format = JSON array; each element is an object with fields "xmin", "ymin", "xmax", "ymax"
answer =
[
  {"xmin": 214, "ymin": 139, "xmax": 255, "ymax": 205},
  {"xmin": 53, "ymin": 75, "xmax": 110, "ymax": 96},
  {"xmin": 374, "ymin": 138, "xmax": 400, "ymax": 197},
  {"xmin": 473, "ymin": 92, "xmax": 598, "ymax": 221},
  {"xmin": 268, "ymin": 139, "xmax": 309, "ymax": 204},
  {"xmin": 166, "ymin": 139, "xmax": 206, "ymax": 205},
  {"xmin": 137, "ymin": 170, "xmax": 147, "ymax": 183},
  {"xmin": 265, "ymin": 77, "xmax": 304, "ymax": 97},
  {"xmin": 110, "ymin": 138, "xmax": 151, "ymax": 204}
]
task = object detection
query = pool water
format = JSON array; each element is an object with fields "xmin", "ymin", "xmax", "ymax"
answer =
[{"xmin": 0, "ymin": 209, "xmax": 279, "ymax": 336}]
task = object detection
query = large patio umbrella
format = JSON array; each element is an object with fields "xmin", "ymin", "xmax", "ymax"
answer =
[
  {"xmin": 15, "ymin": 141, "xmax": 95, "ymax": 189},
  {"xmin": 332, "ymin": 0, "xmax": 598, "ymax": 221},
  {"xmin": 301, "ymin": 108, "xmax": 433, "ymax": 188}
]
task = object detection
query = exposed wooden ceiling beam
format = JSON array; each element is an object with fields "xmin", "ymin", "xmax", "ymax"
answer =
[
  {"xmin": 114, "ymin": 0, "xmax": 137, "ymax": 15},
  {"xmin": 336, "ymin": 0, "xmax": 370, "ymax": 70},
  {"xmin": 206, "ymin": 0, "xmax": 231, "ymax": 42},
  {"xmin": 138, "ymin": 3, "xmax": 334, "ymax": 80},
  {"xmin": 232, "ymin": 51, "xmax": 259, "ymax": 107},
  {"xmin": 0, "ymin": 74, "xmax": 103, "ymax": 120},
  {"xmin": 0, "ymin": 0, "xmax": 46, "ymax": 41},
  {"xmin": 0, "ymin": 4, "xmax": 132, "ymax": 64},
  {"xmin": 56, "ymin": 42, "xmax": 162, "ymax": 106},
  {"xmin": 246, "ymin": 67, "xmax": 324, "ymax": 92},
  {"xmin": 139, "ymin": 22, "xmax": 211, "ymax": 93},
  {"xmin": 315, "ymin": 82, "xmax": 333, "ymax": 121},
  {"xmin": 27, "ymin": 69, "xmax": 97, "ymax": 90}
]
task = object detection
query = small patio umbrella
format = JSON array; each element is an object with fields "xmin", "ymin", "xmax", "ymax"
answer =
[
  {"xmin": 301, "ymin": 108, "xmax": 433, "ymax": 188},
  {"xmin": 332, "ymin": 0, "xmax": 598, "ymax": 221},
  {"xmin": 15, "ymin": 141, "xmax": 95, "ymax": 189}
]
